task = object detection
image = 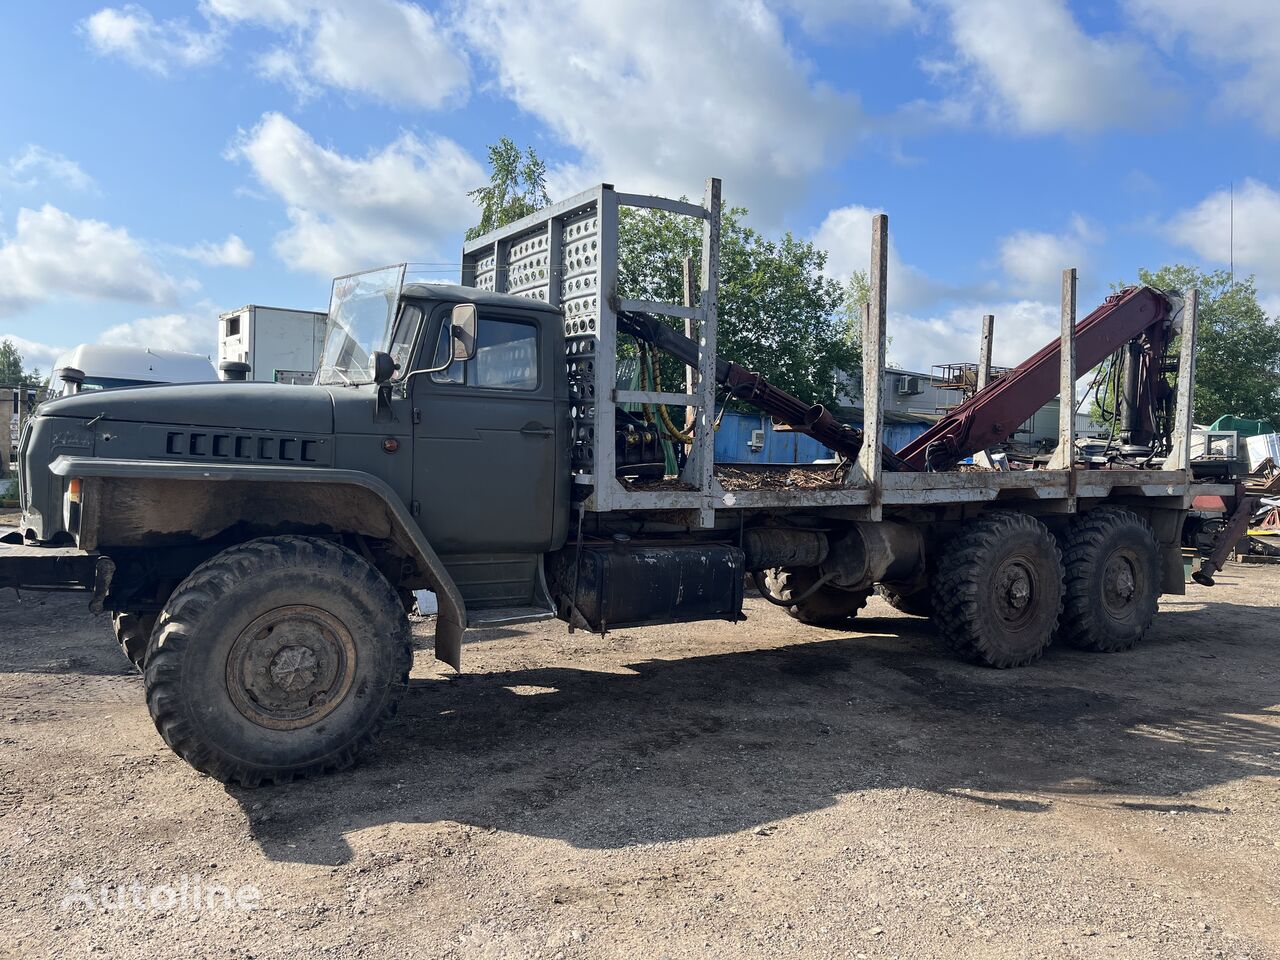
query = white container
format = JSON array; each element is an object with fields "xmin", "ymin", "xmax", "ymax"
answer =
[{"xmin": 1245, "ymin": 433, "xmax": 1280, "ymax": 471}]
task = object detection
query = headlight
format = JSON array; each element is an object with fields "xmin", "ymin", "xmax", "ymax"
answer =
[{"xmin": 63, "ymin": 477, "xmax": 82, "ymax": 536}]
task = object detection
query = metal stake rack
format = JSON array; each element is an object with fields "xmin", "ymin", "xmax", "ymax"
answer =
[
  {"xmin": 462, "ymin": 179, "xmax": 724, "ymax": 526},
  {"xmin": 462, "ymin": 180, "xmax": 1221, "ymax": 529}
]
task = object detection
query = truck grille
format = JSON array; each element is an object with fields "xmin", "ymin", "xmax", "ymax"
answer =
[{"xmin": 161, "ymin": 430, "xmax": 329, "ymax": 464}]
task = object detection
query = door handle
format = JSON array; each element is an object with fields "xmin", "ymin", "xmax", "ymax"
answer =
[{"xmin": 520, "ymin": 424, "xmax": 554, "ymax": 437}]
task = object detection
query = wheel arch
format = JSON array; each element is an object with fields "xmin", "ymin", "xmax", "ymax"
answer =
[{"xmin": 52, "ymin": 456, "xmax": 468, "ymax": 669}]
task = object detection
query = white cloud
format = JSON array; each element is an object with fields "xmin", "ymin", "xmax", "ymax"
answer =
[
  {"xmin": 2, "ymin": 307, "xmax": 219, "ymax": 373},
  {"xmin": 998, "ymin": 215, "xmax": 1100, "ymax": 298},
  {"xmin": 781, "ymin": 0, "xmax": 921, "ymax": 31},
  {"xmin": 256, "ymin": 46, "xmax": 318, "ymax": 100},
  {"xmin": 85, "ymin": 1, "xmax": 468, "ymax": 109},
  {"xmin": 175, "ymin": 234, "xmax": 254, "ymax": 268},
  {"xmin": 0, "ymin": 205, "xmax": 182, "ymax": 316},
  {"xmin": 1, "ymin": 146, "xmax": 95, "ymax": 192},
  {"xmin": 1126, "ymin": 0, "xmax": 1280, "ymax": 135},
  {"xmin": 1166, "ymin": 178, "xmax": 1280, "ymax": 290},
  {"xmin": 812, "ymin": 204, "xmax": 986, "ymax": 311},
  {"xmin": 887, "ymin": 299, "xmax": 1061, "ymax": 374},
  {"xmin": 229, "ymin": 112, "xmax": 484, "ymax": 275},
  {"xmin": 80, "ymin": 4, "xmax": 222, "ymax": 74},
  {"xmin": 200, "ymin": 0, "xmax": 310, "ymax": 27},
  {"xmin": 934, "ymin": 0, "xmax": 1177, "ymax": 134},
  {"xmin": 100, "ymin": 313, "xmax": 215, "ymax": 355},
  {"xmin": 459, "ymin": 0, "xmax": 857, "ymax": 221},
  {"xmin": 0, "ymin": 334, "xmax": 67, "ymax": 373},
  {"xmin": 292, "ymin": 1, "xmax": 466, "ymax": 109}
]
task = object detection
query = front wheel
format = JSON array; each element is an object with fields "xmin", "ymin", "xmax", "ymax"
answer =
[{"xmin": 144, "ymin": 536, "xmax": 412, "ymax": 786}]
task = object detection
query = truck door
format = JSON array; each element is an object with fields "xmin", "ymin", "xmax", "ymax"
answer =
[{"xmin": 411, "ymin": 302, "xmax": 560, "ymax": 608}]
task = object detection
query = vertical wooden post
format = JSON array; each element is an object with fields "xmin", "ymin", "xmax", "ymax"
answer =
[
  {"xmin": 1047, "ymin": 269, "xmax": 1077, "ymax": 473},
  {"xmin": 977, "ymin": 314, "xmax": 995, "ymax": 391},
  {"xmin": 1163, "ymin": 288, "xmax": 1199, "ymax": 472},
  {"xmin": 682, "ymin": 255, "xmax": 697, "ymax": 431},
  {"xmin": 851, "ymin": 214, "xmax": 887, "ymax": 516}
]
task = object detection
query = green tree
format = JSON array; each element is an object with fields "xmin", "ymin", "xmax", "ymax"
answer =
[
  {"xmin": 0, "ymin": 339, "xmax": 23, "ymax": 384},
  {"xmin": 1102, "ymin": 267, "xmax": 1280, "ymax": 426},
  {"xmin": 618, "ymin": 204, "xmax": 858, "ymax": 407},
  {"xmin": 0, "ymin": 339, "xmax": 49, "ymax": 389},
  {"xmin": 464, "ymin": 138, "xmax": 550, "ymax": 241}
]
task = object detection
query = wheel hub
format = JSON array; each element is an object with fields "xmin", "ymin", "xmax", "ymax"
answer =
[
  {"xmin": 1103, "ymin": 554, "xmax": 1138, "ymax": 612},
  {"xmin": 995, "ymin": 559, "xmax": 1037, "ymax": 626},
  {"xmin": 269, "ymin": 644, "xmax": 319, "ymax": 692},
  {"xmin": 227, "ymin": 606, "xmax": 356, "ymax": 730}
]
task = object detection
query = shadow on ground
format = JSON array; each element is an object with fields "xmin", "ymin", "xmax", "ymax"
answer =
[{"xmin": 225, "ymin": 599, "xmax": 1280, "ymax": 865}]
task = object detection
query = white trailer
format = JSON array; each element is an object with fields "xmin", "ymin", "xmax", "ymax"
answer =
[
  {"xmin": 217, "ymin": 305, "xmax": 327, "ymax": 383},
  {"xmin": 50, "ymin": 344, "xmax": 218, "ymax": 395}
]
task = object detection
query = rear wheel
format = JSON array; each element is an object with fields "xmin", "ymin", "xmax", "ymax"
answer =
[
  {"xmin": 144, "ymin": 536, "xmax": 412, "ymax": 786},
  {"xmin": 113, "ymin": 612, "xmax": 156, "ymax": 671},
  {"xmin": 764, "ymin": 566, "xmax": 871, "ymax": 627},
  {"xmin": 877, "ymin": 584, "xmax": 933, "ymax": 618},
  {"xmin": 932, "ymin": 513, "xmax": 1064, "ymax": 668},
  {"xmin": 1058, "ymin": 508, "xmax": 1159, "ymax": 652}
]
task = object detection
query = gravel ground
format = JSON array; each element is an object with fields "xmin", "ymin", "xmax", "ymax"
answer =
[{"xmin": 0, "ymin": 556, "xmax": 1278, "ymax": 959}]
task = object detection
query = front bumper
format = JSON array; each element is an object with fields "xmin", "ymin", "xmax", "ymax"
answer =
[{"xmin": 0, "ymin": 538, "xmax": 113, "ymax": 607}]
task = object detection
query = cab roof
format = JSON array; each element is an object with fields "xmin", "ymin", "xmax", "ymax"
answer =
[{"xmin": 399, "ymin": 282, "xmax": 562, "ymax": 315}]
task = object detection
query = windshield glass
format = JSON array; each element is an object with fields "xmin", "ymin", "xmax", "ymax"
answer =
[{"xmin": 316, "ymin": 264, "xmax": 406, "ymax": 386}]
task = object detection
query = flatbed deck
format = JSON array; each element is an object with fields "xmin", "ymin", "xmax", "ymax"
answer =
[{"xmin": 607, "ymin": 468, "xmax": 1235, "ymax": 513}]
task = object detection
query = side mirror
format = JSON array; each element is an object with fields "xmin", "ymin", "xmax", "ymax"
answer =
[
  {"xmin": 372, "ymin": 351, "xmax": 398, "ymax": 384},
  {"xmin": 451, "ymin": 303, "xmax": 477, "ymax": 361}
]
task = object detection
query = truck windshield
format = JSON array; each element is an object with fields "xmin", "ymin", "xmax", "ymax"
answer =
[{"xmin": 316, "ymin": 264, "xmax": 406, "ymax": 385}]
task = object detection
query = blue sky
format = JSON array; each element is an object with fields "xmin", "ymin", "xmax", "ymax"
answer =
[{"xmin": 1, "ymin": 0, "xmax": 1277, "ymax": 375}]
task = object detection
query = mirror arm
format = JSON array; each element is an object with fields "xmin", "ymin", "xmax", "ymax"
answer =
[{"xmin": 398, "ymin": 355, "xmax": 457, "ymax": 391}]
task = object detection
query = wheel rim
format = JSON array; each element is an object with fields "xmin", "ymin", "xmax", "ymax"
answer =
[
  {"xmin": 992, "ymin": 556, "xmax": 1038, "ymax": 630},
  {"xmin": 226, "ymin": 605, "xmax": 357, "ymax": 730},
  {"xmin": 1101, "ymin": 550, "xmax": 1140, "ymax": 617}
]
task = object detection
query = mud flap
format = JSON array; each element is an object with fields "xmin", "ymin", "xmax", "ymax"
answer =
[{"xmin": 434, "ymin": 614, "xmax": 465, "ymax": 672}]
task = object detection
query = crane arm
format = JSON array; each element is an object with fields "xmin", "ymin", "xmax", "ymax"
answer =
[
  {"xmin": 617, "ymin": 310, "xmax": 911, "ymax": 471},
  {"xmin": 895, "ymin": 286, "xmax": 1175, "ymax": 472}
]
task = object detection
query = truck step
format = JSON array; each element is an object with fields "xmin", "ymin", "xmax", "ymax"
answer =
[{"xmin": 467, "ymin": 605, "xmax": 556, "ymax": 628}]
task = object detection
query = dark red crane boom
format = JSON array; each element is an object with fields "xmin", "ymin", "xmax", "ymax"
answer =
[{"xmin": 895, "ymin": 286, "xmax": 1175, "ymax": 472}]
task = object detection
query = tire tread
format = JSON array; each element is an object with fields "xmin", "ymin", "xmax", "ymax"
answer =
[{"xmin": 144, "ymin": 536, "xmax": 412, "ymax": 786}]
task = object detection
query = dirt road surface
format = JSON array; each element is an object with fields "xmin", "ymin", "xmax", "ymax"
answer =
[{"xmin": 1, "ymin": 559, "xmax": 1278, "ymax": 959}]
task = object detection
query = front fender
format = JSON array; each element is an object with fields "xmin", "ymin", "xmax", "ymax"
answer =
[{"xmin": 50, "ymin": 456, "xmax": 468, "ymax": 669}]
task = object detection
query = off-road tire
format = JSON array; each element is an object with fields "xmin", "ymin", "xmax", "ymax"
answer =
[
  {"xmin": 1058, "ymin": 507, "xmax": 1159, "ymax": 652},
  {"xmin": 113, "ymin": 612, "xmax": 156, "ymax": 671},
  {"xmin": 932, "ymin": 513, "xmax": 1064, "ymax": 668},
  {"xmin": 144, "ymin": 536, "xmax": 412, "ymax": 786},
  {"xmin": 764, "ymin": 566, "xmax": 871, "ymax": 627},
  {"xmin": 877, "ymin": 584, "xmax": 933, "ymax": 618}
]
